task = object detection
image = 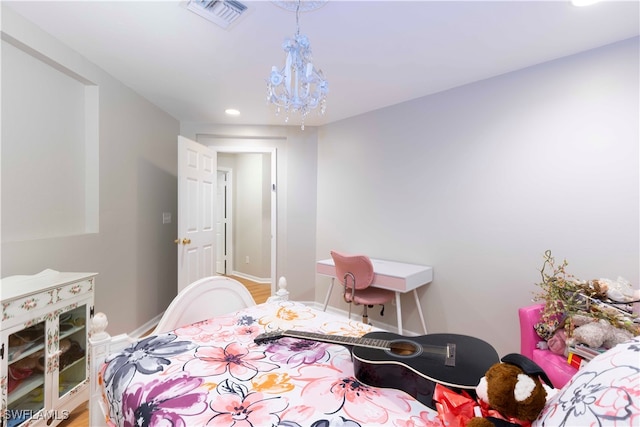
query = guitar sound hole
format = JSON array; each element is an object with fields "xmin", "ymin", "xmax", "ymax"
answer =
[{"xmin": 388, "ymin": 340, "xmax": 420, "ymax": 357}]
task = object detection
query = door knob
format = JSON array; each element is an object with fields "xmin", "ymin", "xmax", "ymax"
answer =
[{"xmin": 182, "ymin": 238, "xmax": 191, "ymax": 245}]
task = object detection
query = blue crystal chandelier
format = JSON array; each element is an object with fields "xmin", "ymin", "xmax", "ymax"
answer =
[{"xmin": 267, "ymin": 0, "xmax": 328, "ymax": 130}]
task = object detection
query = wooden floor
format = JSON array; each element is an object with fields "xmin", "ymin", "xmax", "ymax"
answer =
[
  {"xmin": 59, "ymin": 276, "xmax": 270, "ymax": 427},
  {"xmin": 228, "ymin": 275, "xmax": 271, "ymax": 304}
]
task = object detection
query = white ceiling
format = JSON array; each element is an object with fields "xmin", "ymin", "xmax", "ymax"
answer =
[{"xmin": 4, "ymin": 0, "xmax": 639, "ymax": 128}]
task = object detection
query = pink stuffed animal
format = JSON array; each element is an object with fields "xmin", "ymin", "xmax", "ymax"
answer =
[{"xmin": 547, "ymin": 329, "xmax": 567, "ymax": 355}]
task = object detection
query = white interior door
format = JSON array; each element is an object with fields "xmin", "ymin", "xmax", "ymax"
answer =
[{"xmin": 177, "ymin": 136, "xmax": 217, "ymax": 292}]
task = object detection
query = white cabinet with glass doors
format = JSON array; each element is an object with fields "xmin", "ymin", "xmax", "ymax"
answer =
[{"xmin": 1, "ymin": 270, "xmax": 96, "ymax": 427}]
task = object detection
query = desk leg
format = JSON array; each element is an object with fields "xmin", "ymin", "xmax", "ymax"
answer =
[
  {"xmin": 395, "ymin": 292, "xmax": 403, "ymax": 335},
  {"xmin": 322, "ymin": 278, "xmax": 334, "ymax": 311},
  {"xmin": 413, "ymin": 289, "xmax": 427, "ymax": 334}
]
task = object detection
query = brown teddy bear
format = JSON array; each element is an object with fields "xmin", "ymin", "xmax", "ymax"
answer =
[{"xmin": 467, "ymin": 354, "xmax": 554, "ymax": 427}]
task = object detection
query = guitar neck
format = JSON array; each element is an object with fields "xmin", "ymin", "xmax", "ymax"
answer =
[
  {"xmin": 256, "ymin": 330, "xmax": 454, "ymax": 366},
  {"xmin": 280, "ymin": 330, "xmax": 392, "ymax": 350}
]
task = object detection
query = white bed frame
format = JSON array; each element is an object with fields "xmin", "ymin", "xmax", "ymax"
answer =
[{"xmin": 88, "ymin": 276, "xmax": 289, "ymax": 426}]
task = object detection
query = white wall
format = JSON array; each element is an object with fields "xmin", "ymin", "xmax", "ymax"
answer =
[
  {"xmin": 218, "ymin": 152, "xmax": 271, "ymax": 280},
  {"xmin": 1, "ymin": 6, "xmax": 180, "ymax": 335},
  {"xmin": 2, "ymin": 39, "xmax": 94, "ymax": 241},
  {"xmin": 316, "ymin": 37, "xmax": 639, "ymax": 357},
  {"xmin": 235, "ymin": 153, "xmax": 268, "ymax": 279}
]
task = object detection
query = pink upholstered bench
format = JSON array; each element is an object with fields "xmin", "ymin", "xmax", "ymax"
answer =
[{"xmin": 518, "ymin": 304, "xmax": 578, "ymax": 389}]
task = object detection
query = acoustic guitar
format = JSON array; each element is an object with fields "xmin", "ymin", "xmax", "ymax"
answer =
[{"xmin": 254, "ymin": 330, "xmax": 499, "ymax": 409}]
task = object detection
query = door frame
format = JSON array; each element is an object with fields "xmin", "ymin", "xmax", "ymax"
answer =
[
  {"xmin": 216, "ymin": 168, "xmax": 232, "ymax": 275},
  {"xmin": 214, "ymin": 146, "xmax": 277, "ymax": 294}
]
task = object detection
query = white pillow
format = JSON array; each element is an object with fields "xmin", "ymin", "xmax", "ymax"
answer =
[{"xmin": 533, "ymin": 337, "xmax": 640, "ymax": 426}]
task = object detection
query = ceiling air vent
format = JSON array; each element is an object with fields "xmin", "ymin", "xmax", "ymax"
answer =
[{"xmin": 186, "ymin": 0, "xmax": 249, "ymax": 29}]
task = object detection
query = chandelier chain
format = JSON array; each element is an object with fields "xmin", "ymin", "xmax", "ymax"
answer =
[{"xmin": 295, "ymin": 0, "xmax": 301, "ymax": 36}]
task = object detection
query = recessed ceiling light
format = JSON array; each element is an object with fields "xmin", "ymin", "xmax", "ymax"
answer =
[{"xmin": 225, "ymin": 109, "xmax": 240, "ymax": 116}]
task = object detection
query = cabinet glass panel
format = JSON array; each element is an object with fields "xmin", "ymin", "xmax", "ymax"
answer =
[
  {"xmin": 58, "ymin": 305, "xmax": 87, "ymax": 398},
  {"xmin": 7, "ymin": 321, "xmax": 46, "ymax": 427}
]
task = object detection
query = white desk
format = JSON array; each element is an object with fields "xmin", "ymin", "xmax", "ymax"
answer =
[{"xmin": 316, "ymin": 258, "xmax": 433, "ymax": 334}]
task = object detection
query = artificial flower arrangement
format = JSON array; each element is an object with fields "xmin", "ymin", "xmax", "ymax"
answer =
[{"xmin": 533, "ymin": 250, "xmax": 639, "ymax": 353}]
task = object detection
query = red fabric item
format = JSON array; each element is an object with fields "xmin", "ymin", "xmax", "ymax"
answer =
[
  {"xmin": 433, "ymin": 383, "xmax": 478, "ymax": 427},
  {"xmin": 477, "ymin": 399, "xmax": 532, "ymax": 427},
  {"xmin": 433, "ymin": 384, "xmax": 532, "ymax": 427}
]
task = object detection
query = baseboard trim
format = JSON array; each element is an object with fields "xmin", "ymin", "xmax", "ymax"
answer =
[{"xmin": 230, "ymin": 271, "xmax": 270, "ymax": 284}]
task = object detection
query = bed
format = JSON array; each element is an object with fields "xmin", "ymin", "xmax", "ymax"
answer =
[
  {"xmin": 89, "ymin": 297, "xmax": 640, "ymax": 427},
  {"xmin": 89, "ymin": 300, "xmax": 445, "ymax": 427}
]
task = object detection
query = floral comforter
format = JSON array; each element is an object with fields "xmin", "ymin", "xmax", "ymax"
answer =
[{"xmin": 99, "ymin": 301, "xmax": 442, "ymax": 427}]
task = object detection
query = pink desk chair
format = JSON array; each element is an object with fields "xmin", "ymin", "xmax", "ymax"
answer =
[
  {"xmin": 330, "ymin": 250, "xmax": 395, "ymax": 325},
  {"xmin": 519, "ymin": 304, "xmax": 578, "ymax": 389}
]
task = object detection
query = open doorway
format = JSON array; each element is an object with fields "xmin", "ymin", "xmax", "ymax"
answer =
[{"xmin": 213, "ymin": 147, "xmax": 276, "ymax": 289}]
